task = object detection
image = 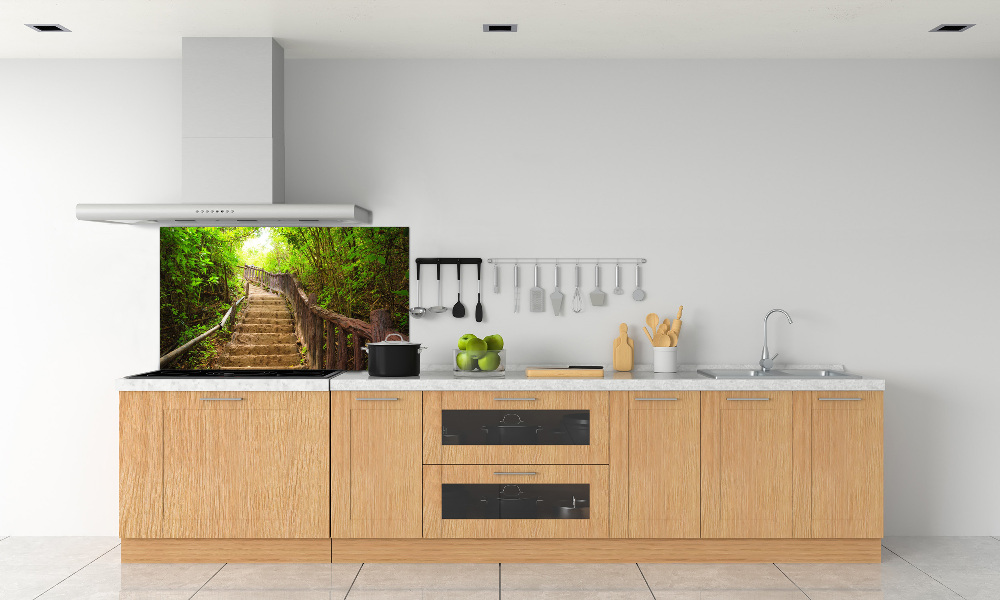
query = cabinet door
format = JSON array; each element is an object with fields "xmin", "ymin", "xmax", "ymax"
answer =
[
  {"xmin": 804, "ymin": 391, "xmax": 883, "ymax": 538},
  {"xmin": 702, "ymin": 391, "xmax": 793, "ymax": 538},
  {"xmin": 331, "ymin": 391, "xmax": 422, "ymax": 538},
  {"xmin": 120, "ymin": 392, "xmax": 164, "ymax": 538},
  {"xmin": 627, "ymin": 392, "xmax": 700, "ymax": 538},
  {"xmin": 161, "ymin": 391, "xmax": 329, "ymax": 539}
]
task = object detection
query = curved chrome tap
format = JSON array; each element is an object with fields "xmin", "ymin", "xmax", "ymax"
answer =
[{"xmin": 760, "ymin": 309, "xmax": 793, "ymax": 372}]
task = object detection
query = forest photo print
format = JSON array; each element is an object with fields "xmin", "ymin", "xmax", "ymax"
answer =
[{"xmin": 160, "ymin": 226, "xmax": 409, "ymax": 370}]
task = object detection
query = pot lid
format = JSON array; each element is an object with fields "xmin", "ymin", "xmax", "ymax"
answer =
[{"xmin": 366, "ymin": 333, "xmax": 420, "ymax": 346}]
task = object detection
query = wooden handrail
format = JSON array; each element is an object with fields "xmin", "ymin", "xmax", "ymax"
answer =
[
  {"xmin": 159, "ymin": 296, "xmax": 245, "ymax": 367},
  {"xmin": 242, "ymin": 265, "xmax": 406, "ymax": 370}
]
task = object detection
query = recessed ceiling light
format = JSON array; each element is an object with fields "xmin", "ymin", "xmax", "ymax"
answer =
[
  {"xmin": 25, "ymin": 24, "xmax": 71, "ymax": 32},
  {"xmin": 483, "ymin": 24, "xmax": 517, "ymax": 32},
  {"xmin": 930, "ymin": 24, "xmax": 975, "ymax": 32}
]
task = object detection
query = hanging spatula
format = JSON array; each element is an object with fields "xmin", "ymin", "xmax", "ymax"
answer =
[
  {"xmin": 529, "ymin": 264, "xmax": 545, "ymax": 312},
  {"xmin": 589, "ymin": 264, "xmax": 607, "ymax": 306},
  {"xmin": 550, "ymin": 265, "xmax": 565, "ymax": 316}
]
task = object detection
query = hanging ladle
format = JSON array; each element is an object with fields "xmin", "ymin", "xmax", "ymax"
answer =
[
  {"xmin": 429, "ymin": 262, "xmax": 449, "ymax": 313},
  {"xmin": 409, "ymin": 262, "xmax": 426, "ymax": 318}
]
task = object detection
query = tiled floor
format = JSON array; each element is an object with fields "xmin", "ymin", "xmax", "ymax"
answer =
[{"xmin": 1, "ymin": 537, "xmax": 998, "ymax": 599}]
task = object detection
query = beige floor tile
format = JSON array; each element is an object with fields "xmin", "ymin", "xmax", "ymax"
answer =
[
  {"xmin": 121, "ymin": 562, "xmax": 224, "ymax": 591},
  {"xmin": 203, "ymin": 563, "xmax": 361, "ymax": 592},
  {"xmin": 502, "ymin": 563, "xmax": 650, "ymax": 592},
  {"xmin": 346, "ymin": 591, "xmax": 497, "ymax": 600},
  {"xmin": 0, "ymin": 536, "xmax": 120, "ymax": 568},
  {"xmin": 0, "ymin": 564, "xmax": 81, "ymax": 600},
  {"xmin": 638, "ymin": 563, "xmax": 798, "ymax": 592},
  {"xmin": 918, "ymin": 567, "xmax": 1000, "ymax": 600},
  {"xmin": 882, "ymin": 537, "xmax": 1000, "ymax": 570},
  {"xmin": 195, "ymin": 592, "xmax": 336, "ymax": 599},
  {"xmin": 775, "ymin": 562, "xmax": 883, "ymax": 590},
  {"xmin": 697, "ymin": 593, "xmax": 809, "ymax": 600},
  {"xmin": 348, "ymin": 562, "xmax": 499, "ymax": 599}
]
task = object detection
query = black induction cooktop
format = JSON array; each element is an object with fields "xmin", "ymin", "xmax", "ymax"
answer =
[{"xmin": 128, "ymin": 369, "xmax": 345, "ymax": 379}]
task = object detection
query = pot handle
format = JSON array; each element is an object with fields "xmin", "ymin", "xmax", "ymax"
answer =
[
  {"xmin": 361, "ymin": 346, "xmax": 369, "ymax": 353},
  {"xmin": 384, "ymin": 333, "xmax": 404, "ymax": 343},
  {"xmin": 418, "ymin": 346, "xmax": 427, "ymax": 354}
]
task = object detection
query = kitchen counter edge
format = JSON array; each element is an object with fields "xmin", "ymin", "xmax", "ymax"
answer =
[{"xmin": 117, "ymin": 370, "xmax": 885, "ymax": 392}]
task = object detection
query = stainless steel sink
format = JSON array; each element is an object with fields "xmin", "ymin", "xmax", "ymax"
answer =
[{"xmin": 697, "ymin": 368, "xmax": 861, "ymax": 379}]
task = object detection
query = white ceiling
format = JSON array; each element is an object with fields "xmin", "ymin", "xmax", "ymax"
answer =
[{"xmin": 2, "ymin": 0, "xmax": 997, "ymax": 59}]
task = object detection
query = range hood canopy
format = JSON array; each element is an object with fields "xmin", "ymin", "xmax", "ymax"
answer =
[
  {"xmin": 76, "ymin": 203, "xmax": 372, "ymax": 225},
  {"xmin": 77, "ymin": 37, "xmax": 371, "ymax": 226}
]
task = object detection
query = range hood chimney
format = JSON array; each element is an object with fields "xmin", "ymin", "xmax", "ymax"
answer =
[{"xmin": 76, "ymin": 37, "xmax": 372, "ymax": 226}]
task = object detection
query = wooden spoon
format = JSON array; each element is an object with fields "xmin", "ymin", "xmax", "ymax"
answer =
[
  {"xmin": 645, "ymin": 313, "xmax": 659, "ymax": 334},
  {"xmin": 653, "ymin": 323, "xmax": 671, "ymax": 347},
  {"xmin": 643, "ymin": 326, "xmax": 655, "ymax": 346}
]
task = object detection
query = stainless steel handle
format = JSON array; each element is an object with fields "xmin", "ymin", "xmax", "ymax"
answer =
[
  {"xmin": 494, "ymin": 397, "xmax": 537, "ymax": 401},
  {"xmin": 199, "ymin": 397, "xmax": 243, "ymax": 402},
  {"xmin": 493, "ymin": 472, "xmax": 537, "ymax": 476},
  {"xmin": 727, "ymin": 397, "xmax": 771, "ymax": 401},
  {"xmin": 819, "ymin": 397, "xmax": 863, "ymax": 402},
  {"xmin": 636, "ymin": 397, "xmax": 679, "ymax": 401},
  {"xmin": 357, "ymin": 397, "xmax": 400, "ymax": 401}
]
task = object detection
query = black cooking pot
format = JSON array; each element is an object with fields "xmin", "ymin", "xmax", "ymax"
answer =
[{"xmin": 363, "ymin": 334, "xmax": 425, "ymax": 377}]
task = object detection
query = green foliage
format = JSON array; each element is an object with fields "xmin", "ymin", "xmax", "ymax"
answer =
[
  {"xmin": 160, "ymin": 227, "xmax": 259, "ymax": 365},
  {"xmin": 260, "ymin": 227, "xmax": 410, "ymax": 335}
]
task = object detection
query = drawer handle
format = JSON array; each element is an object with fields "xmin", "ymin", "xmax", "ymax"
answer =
[
  {"xmin": 200, "ymin": 397, "xmax": 243, "ymax": 402},
  {"xmin": 636, "ymin": 397, "xmax": 678, "ymax": 401},
  {"xmin": 727, "ymin": 397, "xmax": 770, "ymax": 402},
  {"xmin": 494, "ymin": 397, "xmax": 537, "ymax": 402},
  {"xmin": 493, "ymin": 472, "xmax": 537, "ymax": 476},
  {"xmin": 819, "ymin": 397, "xmax": 863, "ymax": 402},
  {"xmin": 357, "ymin": 397, "xmax": 400, "ymax": 401}
]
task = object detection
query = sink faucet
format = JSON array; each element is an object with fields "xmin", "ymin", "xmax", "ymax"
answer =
[{"xmin": 760, "ymin": 309, "xmax": 793, "ymax": 372}]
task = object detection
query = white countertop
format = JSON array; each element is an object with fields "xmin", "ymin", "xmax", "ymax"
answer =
[{"xmin": 117, "ymin": 365, "xmax": 884, "ymax": 392}]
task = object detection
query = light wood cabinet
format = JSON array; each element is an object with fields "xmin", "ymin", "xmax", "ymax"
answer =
[
  {"xmin": 331, "ymin": 391, "xmax": 422, "ymax": 538},
  {"xmin": 121, "ymin": 391, "xmax": 330, "ymax": 539},
  {"xmin": 621, "ymin": 391, "xmax": 700, "ymax": 538},
  {"xmin": 797, "ymin": 391, "xmax": 883, "ymax": 538},
  {"xmin": 701, "ymin": 391, "xmax": 794, "ymax": 538}
]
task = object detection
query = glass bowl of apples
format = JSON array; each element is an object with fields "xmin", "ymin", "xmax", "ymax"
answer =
[{"xmin": 454, "ymin": 334, "xmax": 505, "ymax": 377}]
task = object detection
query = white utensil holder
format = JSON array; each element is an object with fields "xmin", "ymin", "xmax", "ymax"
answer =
[{"xmin": 653, "ymin": 347, "xmax": 678, "ymax": 373}]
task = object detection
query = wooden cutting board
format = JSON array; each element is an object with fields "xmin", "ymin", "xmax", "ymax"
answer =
[
  {"xmin": 613, "ymin": 323, "xmax": 634, "ymax": 372},
  {"xmin": 525, "ymin": 367, "xmax": 605, "ymax": 378}
]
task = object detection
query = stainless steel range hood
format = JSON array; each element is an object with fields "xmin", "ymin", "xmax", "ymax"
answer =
[{"xmin": 76, "ymin": 37, "xmax": 371, "ymax": 226}]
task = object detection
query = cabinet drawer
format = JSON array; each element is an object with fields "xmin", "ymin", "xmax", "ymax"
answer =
[
  {"xmin": 423, "ymin": 391, "xmax": 609, "ymax": 465},
  {"xmin": 423, "ymin": 464, "xmax": 609, "ymax": 538},
  {"xmin": 160, "ymin": 390, "xmax": 317, "ymax": 410}
]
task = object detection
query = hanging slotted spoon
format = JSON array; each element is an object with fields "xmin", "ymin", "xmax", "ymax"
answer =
[{"xmin": 452, "ymin": 262, "xmax": 466, "ymax": 318}]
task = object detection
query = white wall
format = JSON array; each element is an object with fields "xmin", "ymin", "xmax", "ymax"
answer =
[{"xmin": 1, "ymin": 59, "xmax": 998, "ymax": 536}]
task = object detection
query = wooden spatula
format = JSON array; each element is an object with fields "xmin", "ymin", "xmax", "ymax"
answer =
[{"xmin": 653, "ymin": 323, "xmax": 671, "ymax": 347}]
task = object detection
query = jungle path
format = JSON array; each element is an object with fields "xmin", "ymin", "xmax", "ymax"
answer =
[{"xmin": 215, "ymin": 283, "xmax": 303, "ymax": 369}]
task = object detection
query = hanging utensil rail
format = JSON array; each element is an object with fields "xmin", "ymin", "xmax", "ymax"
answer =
[{"xmin": 487, "ymin": 258, "xmax": 646, "ymax": 265}]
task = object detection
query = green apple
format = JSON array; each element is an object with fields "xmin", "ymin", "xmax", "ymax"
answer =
[
  {"xmin": 478, "ymin": 351, "xmax": 501, "ymax": 371},
  {"xmin": 483, "ymin": 334, "xmax": 504, "ymax": 351},
  {"xmin": 457, "ymin": 334, "xmax": 478, "ymax": 351},
  {"xmin": 465, "ymin": 337, "xmax": 488, "ymax": 359},
  {"xmin": 455, "ymin": 351, "xmax": 476, "ymax": 371}
]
